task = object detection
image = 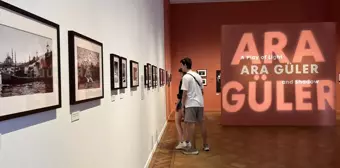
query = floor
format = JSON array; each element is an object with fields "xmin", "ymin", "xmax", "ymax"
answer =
[{"xmin": 149, "ymin": 112, "xmax": 340, "ymax": 168}]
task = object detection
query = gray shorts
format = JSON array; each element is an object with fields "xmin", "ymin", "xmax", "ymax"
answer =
[{"xmin": 184, "ymin": 107, "xmax": 204, "ymax": 123}]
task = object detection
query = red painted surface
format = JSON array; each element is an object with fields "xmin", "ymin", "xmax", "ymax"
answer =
[
  {"xmin": 170, "ymin": 0, "xmax": 340, "ymax": 114},
  {"xmin": 164, "ymin": 0, "xmax": 173, "ymax": 119}
]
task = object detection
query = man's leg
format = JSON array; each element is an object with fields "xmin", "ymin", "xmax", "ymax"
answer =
[
  {"xmin": 175, "ymin": 110, "xmax": 186, "ymax": 149},
  {"xmin": 197, "ymin": 107, "xmax": 209, "ymax": 151},
  {"xmin": 182, "ymin": 107, "xmax": 199, "ymax": 155}
]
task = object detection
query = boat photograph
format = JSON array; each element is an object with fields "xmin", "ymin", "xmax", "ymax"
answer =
[{"xmin": 0, "ymin": 24, "xmax": 53, "ymax": 97}]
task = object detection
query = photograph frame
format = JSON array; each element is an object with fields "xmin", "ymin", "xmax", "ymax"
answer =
[
  {"xmin": 0, "ymin": 1, "xmax": 62, "ymax": 121},
  {"xmin": 152, "ymin": 65, "xmax": 158, "ymax": 87},
  {"xmin": 216, "ymin": 70, "xmax": 221, "ymax": 93},
  {"xmin": 147, "ymin": 63, "xmax": 152, "ymax": 88},
  {"xmin": 163, "ymin": 69, "xmax": 167, "ymax": 85},
  {"xmin": 68, "ymin": 30, "xmax": 104, "ymax": 105},
  {"xmin": 130, "ymin": 60, "xmax": 139, "ymax": 87},
  {"xmin": 202, "ymin": 78, "xmax": 207, "ymax": 86},
  {"xmin": 144, "ymin": 65, "xmax": 148, "ymax": 87},
  {"xmin": 159, "ymin": 68, "xmax": 163, "ymax": 86},
  {"xmin": 197, "ymin": 69, "xmax": 207, "ymax": 77},
  {"xmin": 110, "ymin": 54, "xmax": 121, "ymax": 90},
  {"xmin": 119, "ymin": 56, "xmax": 128, "ymax": 89}
]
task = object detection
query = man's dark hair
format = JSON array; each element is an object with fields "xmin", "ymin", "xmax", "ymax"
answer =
[{"xmin": 180, "ymin": 57, "xmax": 192, "ymax": 69}]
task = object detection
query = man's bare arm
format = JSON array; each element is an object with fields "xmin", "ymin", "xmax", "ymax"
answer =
[{"xmin": 182, "ymin": 90, "xmax": 187, "ymax": 108}]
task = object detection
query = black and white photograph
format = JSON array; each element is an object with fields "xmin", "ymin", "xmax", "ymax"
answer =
[
  {"xmin": 130, "ymin": 60, "xmax": 139, "ymax": 87},
  {"xmin": 0, "ymin": 24, "xmax": 53, "ymax": 96},
  {"xmin": 152, "ymin": 65, "xmax": 157, "ymax": 87},
  {"xmin": 202, "ymin": 78, "xmax": 207, "ymax": 86},
  {"xmin": 197, "ymin": 69, "xmax": 207, "ymax": 77},
  {"xmin": 155, "ymin": 66, "xmax": 158, "ymax": 86},
  {"xmin": 163, "ymin": 69, "xmax": 166, "ymax": 85},
  {"xmin": 110, "ymin": 54, "xmax": 120, "ymax": 90},
  {"xmin": 159, "ymin": 68, "xmax": 163, "ymax": 86},
  {"xmin": 68, "ymin": 31, "xmax": 104, "ymax": 104},
  {"xmin": 0, "ymin": 1, "xmax": 61, "ymax": 121},
  {"xmin": 147, "ymin": 63, "xmax": 152, "ymax": 88},
  {"xmin": 216, "ymin": 70, "xmax": 221, "ymax": 93},
  {"xmin": 166, "ymin": 71, "xmax": 169, "ymax": 85},
  {"xmin": 144, "ymin": 65, "xmax": 148, "ymax": 87},
  {"xmin": 120, "ymin": 57, "xmax": 128, "ymax": 89}
]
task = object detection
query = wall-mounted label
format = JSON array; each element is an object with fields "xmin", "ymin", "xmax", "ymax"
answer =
[{"xmin": 71, "ymin": 111, "xmax": 80, "ymax": 122}]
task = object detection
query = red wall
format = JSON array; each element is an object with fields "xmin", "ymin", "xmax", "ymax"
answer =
[
  {"xmin": 170, "ymin": 0, "xmax": 338, "ymax": 112},
  {"xmin": 164, "ymin": 0, "xmax": 173, "ymax": 119}
]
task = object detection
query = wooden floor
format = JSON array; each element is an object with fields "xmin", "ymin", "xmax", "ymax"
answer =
[{"xmin": 149, "ymin": 112, "xmax": 340, "ymax": 168}]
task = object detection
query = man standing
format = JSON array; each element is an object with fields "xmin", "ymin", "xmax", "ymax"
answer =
[{"xmin": 179, "ymin": 57, "xmax": 209, "ymax": 155}]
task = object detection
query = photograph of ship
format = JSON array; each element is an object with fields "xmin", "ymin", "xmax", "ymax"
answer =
[
  {"xmin": 0, "ymin": 24, "xmax": 53, "ymax": 98},
  {"xmin": 77, "ymin": 46, "xmax": 100, "ymax": 90}
]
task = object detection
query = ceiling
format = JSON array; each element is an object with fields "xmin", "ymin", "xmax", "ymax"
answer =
[{"xmin": 170, "ymin": 0, "xmax": 261, "ymax": 4}]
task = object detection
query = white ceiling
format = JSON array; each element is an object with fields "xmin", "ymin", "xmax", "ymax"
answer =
[{"xmin": 170, "ymin": 0, "xmax": 261, "ymax": 4}]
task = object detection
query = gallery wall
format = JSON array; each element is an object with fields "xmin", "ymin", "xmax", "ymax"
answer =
[
  {"xmin": 164, "ymin": 0, "xmax": 173, "ymax": 120},
  {"xmin": 170, "ymin": 0, "xmax": 338, "ymax": 112},
  {"xmin": 0, "ymin": 0, "xmax": 167, "ymax": 168}
]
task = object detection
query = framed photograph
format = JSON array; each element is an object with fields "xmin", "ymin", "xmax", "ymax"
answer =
[
  {"xmin": 166, "ymin": 71, "xmax": 169, "ymax": 84},
  {"xmin": 144, "ymin": 65, "xmax": 148, "ymax": 87},
  {"xmin": 152, "ymin": 65, "xmax": 158, "ymax": 87},
  {"xmin": 68, "ymin": 31, "xmax": 103, "ymax": 105},
  {"xmin": 163, "ymin": 70, "xmax": 167, "ymax": 85},
  {"xmin": 0, "ymin": 1, "xmax": 61, "ymax": 121},
  {"xmin": 202, "ymin": 78, "xmax": 207, "ymax": 86},
  {"xmin": 130, "ymin": 60, "xmax": 139, "ymax": 87},
  {"xmin": 197, "ymin": 69, "xmax": 207, "ymax": 77},
  {"xmin": 216, "ymin": 70, "xmax": 221, "ymax": 93},
  {"xmin": 119, "ymin": 57, "xmax": 128, "ymax": 89},
  {"xmin": 159, "ymin": 68, "xmax": 163, "ymax": 86},
  {"xmin": 155, "ymin": 66, "xmax": 158, "ymax": 86},
  {"xmin": 110, "ymin": 54, "xmax": 120, "ymax": 90},
  {"xmin": 147, "ymin": 63, "xmax": 152, "ymax": 88}
]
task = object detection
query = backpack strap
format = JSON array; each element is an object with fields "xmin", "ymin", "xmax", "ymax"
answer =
[{"xmin": 186, "ymin": 73, "xmax": 202, "ymax": 88}]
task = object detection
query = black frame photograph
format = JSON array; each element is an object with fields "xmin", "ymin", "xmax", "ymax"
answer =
[
  {"xmin": 0, "ymin": 1, "xmax": 61, "ymax": 121},
  {"xmin": 68, "ymin": 30, "xmax": 104, "ymax": 105},
  {"xmin": 152, "ymin": 65, "xmax": 157, "ymax": 87},
  {"xmin": 197, "ymin": 69, "xmax": 207, "ymax": 77},
  {"xmin": 163, "ymin": 69, "xmax": 166, "ymax": 85},
  {"xmin": 202, "ymin": 78, "xmax": 207, "ymax": 86},
  {"xmin": 110, "ymin": 54, "xmax": 120, "ymax": 90},
  {"xmin": 147, "ymin": 63, "xmax": 152, "ymax": 88},
  {"xmin": 130, "ymin": 60, "xmax": 139, "ymax": 87},
  {"xmin": 216, "ymin": 70, "xmax": 221, "ymax": 93},
  {"xmin": 119, "ymin": 56, "xmax": 128, "ymax": 89},
  {"xmin": 159, "ymin": 68, "xmax": 163, "ymax": 86},
  {"xmin": 144, "ymin": 65, "xmax": 148, "ymax": 87}
]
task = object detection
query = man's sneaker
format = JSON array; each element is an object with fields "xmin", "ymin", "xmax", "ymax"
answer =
[
  {"xmin": 182, "ymin": 148, "xmax": 199, "ymax": 155},
  {"xmin": 186, "ymin": 141, "xmax": 192, "ymax": 148},
  {"xmin": 203, "ymin": 144, "xmax": 210, "ymax": 151},
  {"xmin": 175, "ymin": 142, "xmax": 187, "ymax": 150}
]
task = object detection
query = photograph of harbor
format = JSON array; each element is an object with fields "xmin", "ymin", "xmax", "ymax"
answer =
[
  {"xmin": 77, "ymin": 46, "xmax": 100, "ymax": 90},
  {"xmin": 0, "ymin": 24, "xmax": 53, "ymax": 98}
]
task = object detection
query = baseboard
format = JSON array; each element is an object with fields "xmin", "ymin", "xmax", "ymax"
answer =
[{"xmin": 144, "ymin": 120, "xmax": 168, "ymax": 168}]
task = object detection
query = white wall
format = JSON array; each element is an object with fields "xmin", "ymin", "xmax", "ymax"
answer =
[{"xmin": 0, "ymin": 0, "xmax": 166, "ymax": 168}]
